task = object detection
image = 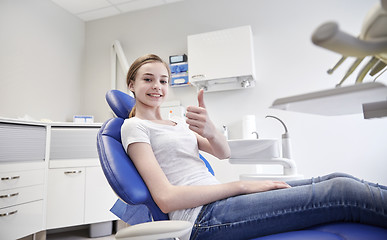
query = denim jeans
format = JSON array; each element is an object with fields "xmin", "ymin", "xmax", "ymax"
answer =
[{"xmin": 189, "ymin": 173, "xmax": 387, "ymax": 240}]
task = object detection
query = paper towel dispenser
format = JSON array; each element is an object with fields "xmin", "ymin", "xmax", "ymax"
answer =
[{"xmin": 187, "ymin": 26, "xmax": 256, "ymax": 92}]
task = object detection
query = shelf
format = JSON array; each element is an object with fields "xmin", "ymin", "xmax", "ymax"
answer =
[{"xmin": 271, "ymin": 82, "xmax": 387, "ymax": 116}]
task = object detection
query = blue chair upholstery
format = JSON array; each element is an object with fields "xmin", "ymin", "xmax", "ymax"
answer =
[
  {"xmin": 106, "ymin": 90, "xmax": 136, "ymax": 119},
  {"xmin": 256, "ymin": 222, "xmax": 387, "ymax": 240},
  {"xmin": 97, "ymin": 89, "xmax": 387, "ymax": 239}
]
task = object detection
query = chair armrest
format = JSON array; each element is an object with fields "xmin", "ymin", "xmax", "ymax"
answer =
[{"xmin": 115, "ymin": 220, "xmax": 193, "ymax": 240}]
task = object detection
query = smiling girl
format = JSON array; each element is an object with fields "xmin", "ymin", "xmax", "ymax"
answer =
[{"xmin": 121, "ymin": 54, "xmax": 387, "ymax": 240}]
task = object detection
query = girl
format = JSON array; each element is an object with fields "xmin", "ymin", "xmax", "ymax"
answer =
[{"xmin": 121, "ymin": 54, "xmax": 387, "ymax": 240}]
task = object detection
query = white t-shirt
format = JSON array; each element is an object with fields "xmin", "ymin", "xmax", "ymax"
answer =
[{"xmin": 121, "ymin": 116, "xmax": 219, "ymax": 238}]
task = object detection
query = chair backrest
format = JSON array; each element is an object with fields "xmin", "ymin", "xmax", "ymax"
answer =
[
  {"xmin": 97, "ymin": 117, "xmax": 168, "ymax": 220},
  {"xmin": 97, "ymin": 89, "xmax": 214, "ymax": 222}
]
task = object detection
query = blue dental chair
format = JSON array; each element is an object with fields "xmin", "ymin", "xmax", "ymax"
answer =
[{"xmin": 97, "ymin": 89, "xmax": 387, "ymax": 240}]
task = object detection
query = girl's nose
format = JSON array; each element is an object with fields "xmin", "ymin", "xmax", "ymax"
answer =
[{"xmin": 153, "ymin": 82, "xmax": 161, "ymax": 89}]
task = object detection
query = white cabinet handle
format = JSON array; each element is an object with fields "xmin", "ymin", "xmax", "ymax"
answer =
[
  {"xmin": 1, "ymin": 176, "xmax": 20, "ymax": 181},
  {"xmin": 192, "ymin": 74, "xmax": 206, "ymax": 79},
  {"xmin": 0, "ymin": 210, "xmax": 18, "ymax": 217},
  {"xmin": 0, "ymin": 193, "xmax": 19, "ymax": 199},
  {"xmin": 64, "ymin": 170, "xmax": 82, "ymax": 175}
]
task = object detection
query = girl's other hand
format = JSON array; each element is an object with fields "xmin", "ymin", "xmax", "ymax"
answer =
[{"xmin": 239, "ymin": 180, "xmax": 291, "ymax": 194}]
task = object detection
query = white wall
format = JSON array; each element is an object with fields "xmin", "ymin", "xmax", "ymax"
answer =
[
  {"xmin": 0, "ymin": 0, "xmax": 85, "ymax": 122},
  {"xmin": 84, "ymin": 0, "xmax": 387, "ymax": 185}
]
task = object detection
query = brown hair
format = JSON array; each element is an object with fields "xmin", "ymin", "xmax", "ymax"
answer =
[{"xmin": 126, "ymin": 54, "xmax": 171, "ymax": 118}]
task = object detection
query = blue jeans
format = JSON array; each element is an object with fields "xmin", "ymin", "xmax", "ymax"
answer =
[{"xmin": 189, "ymin": 173, "xmax": 387, "ymax": 240}]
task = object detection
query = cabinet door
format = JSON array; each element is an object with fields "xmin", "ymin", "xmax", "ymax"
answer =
[
  {"xmin": 46, "ymin": 168, "xmax": 85, "ymax": 229},
  {"xmin": 84, "ymin": 166, "xmax": 118, "ymax": 224}
]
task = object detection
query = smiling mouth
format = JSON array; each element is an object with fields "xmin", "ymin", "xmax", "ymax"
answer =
[{"xmin": 147, "ymin": 93, "xmax": 163, "ymax": 97}]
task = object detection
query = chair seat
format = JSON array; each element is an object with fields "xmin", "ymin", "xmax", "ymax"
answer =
[{"xmin": 251, "ymin": 222, "xmax": 387, "ymax": 240}]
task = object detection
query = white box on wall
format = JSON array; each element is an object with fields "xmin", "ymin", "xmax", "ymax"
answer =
[{"xmin": 188, "ymin": 25, "xmax": 256, "ymax": 92}]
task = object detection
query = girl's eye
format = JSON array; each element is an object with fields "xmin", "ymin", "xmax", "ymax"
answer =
[
  {"xmin": 144, "ymin": 78, "xmax": 152, "ymax": 82},
  {"xmin": 161, "ymin": 80, "xmax": 168, "ymax": 84}
]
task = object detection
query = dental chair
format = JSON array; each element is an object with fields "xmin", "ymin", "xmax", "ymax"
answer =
[{"xmin": 97, "ymin": 89, "xmax": 387, "ymax": 240}]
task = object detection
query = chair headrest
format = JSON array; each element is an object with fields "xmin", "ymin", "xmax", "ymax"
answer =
[{"xmin": 106, "ymin": 90, "xmax": 136, "ymax": 119}]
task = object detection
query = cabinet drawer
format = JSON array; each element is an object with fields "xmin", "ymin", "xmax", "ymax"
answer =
[
  {"xmin": 0, "ymin": 123, "xmax": 46, "ymax": 163},
  {"xmin": 0, "ymin": 200, "xmax": 44, "ymax": 240},
  {"xmin": 50, "ymin": 127, "xmax": 99, "ymax": 160},
  {"xmin": 0, "ymin": 169, "xmax": 44, "ymax": 191},
  {"xmin": 0, "ymin": 184, "xmax": 44, "ymax": 209}
]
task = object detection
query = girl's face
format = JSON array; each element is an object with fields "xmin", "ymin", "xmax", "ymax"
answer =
[{"xmin": 129, "ymin": 61, "xmax": 169, "ymax": 109}]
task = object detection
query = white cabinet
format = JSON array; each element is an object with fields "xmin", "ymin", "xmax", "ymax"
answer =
[
  {"xmin": 0, "ymin": 119, "xmax": 118, "ymax": 238},
  {"xmin": 0, "ymin": 120, "xmax": 46, "ymax": 240},
  {"xmin": 187, "ymin": 25, "xmax": 256, "ymax": 92},
  {"xmin": 46, "ymin": 124, "xmax": 117, "ymax": 230}
]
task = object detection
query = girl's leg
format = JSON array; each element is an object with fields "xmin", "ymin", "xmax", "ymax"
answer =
[
  {"xmin": 287, "ymin": 172, "xmax": 387, "ymax": 190},
  {"xmin": 190, "ymin": 173, "xmax": 387, "ymax": 240}
]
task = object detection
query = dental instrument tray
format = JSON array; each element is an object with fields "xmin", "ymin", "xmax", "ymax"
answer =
[{"xmin": 271, "ymin": 82, "xmax": 387, "ymax": 117}]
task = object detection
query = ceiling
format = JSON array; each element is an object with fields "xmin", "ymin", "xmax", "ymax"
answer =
[{"xmin": 51, "ymin": 0, "xmax": 185, "ymax": 22}]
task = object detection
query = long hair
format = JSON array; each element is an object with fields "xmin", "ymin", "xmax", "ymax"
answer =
[{"xmin": 126, "ymin": 54, "xmax": 171, "ymax": 118}]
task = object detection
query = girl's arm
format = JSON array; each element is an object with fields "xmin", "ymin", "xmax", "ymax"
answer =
[
  {"xmin": 186, "ymin": 89, "xmax": 231, "ymax": 159},
  {"xmin": 127, "ymin": 142, "xmax": 289, "ymax": 214}
]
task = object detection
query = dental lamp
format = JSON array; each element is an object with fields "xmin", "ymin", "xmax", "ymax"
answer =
[{"xmin": 312, "ymin": 0, "xmax": 387, "ymax": 86}]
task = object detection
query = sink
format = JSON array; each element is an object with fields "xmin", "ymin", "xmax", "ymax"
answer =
[
  {"xmin": 227, "ymin": 139, "xmax": 280, "ymax": 162},
  {"xmin": 227, "ymin": 139, "xmax": 302, "ymax": 181},
  {"xmin": 227, "ymin": 139, "xmax": 303, "ymax": 181}
]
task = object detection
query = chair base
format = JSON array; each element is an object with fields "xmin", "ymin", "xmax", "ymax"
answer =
[{"xmin": 115, "ymin": 220, "xmax": 193, "ymax": 240}]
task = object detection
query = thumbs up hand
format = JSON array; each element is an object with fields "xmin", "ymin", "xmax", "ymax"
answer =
[
  {"xmin": 186, "ymin": 89, "xmax": 216, "ymax": 139},
  {"xmin": 186, "ymin": 89, "xmax": 231, "ymax": 159}
]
